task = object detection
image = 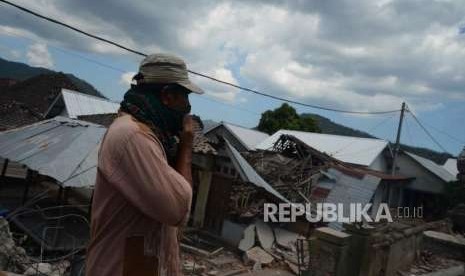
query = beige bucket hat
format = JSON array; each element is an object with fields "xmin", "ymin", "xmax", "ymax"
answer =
[{"xmin": 137, "ymin": 53, "xmax": 204, "ymax": 94}]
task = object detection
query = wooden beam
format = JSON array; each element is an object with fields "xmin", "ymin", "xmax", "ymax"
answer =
[{"xmin": 192, "ymin": 170, "xmax": 213, "ymax": 228}]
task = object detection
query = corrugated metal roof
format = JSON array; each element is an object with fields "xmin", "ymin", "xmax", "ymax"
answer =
[
  {"xmin": 61, "ymin": 89, "xmax": 120, "ymax": 118},
  {"xmin": 443, "ymin": 158, "xmax": 458, "ymax": 176},
  {"xmin": 225, "ymin": 139, "xmax": 289, "ymax": 203},
  {"xmin": 256, "ymin": 130, "xmax": 389, "ymax": 167},
  {"xmin": 0, "ymin": 116, "xmax": 106, "ymax": 187},
  {"xmin": 405, "ymin": 152, "xmax": 456, "ymax": 182},
  {"xmin": 207, "ymin": 122, "xmax": 269, "ymax": 151},
  {"xmin": 323, "ymin": 168, "xmax": 382, "ymax": 230}
]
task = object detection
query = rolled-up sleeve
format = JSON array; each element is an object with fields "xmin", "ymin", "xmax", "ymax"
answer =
[{"xmin": 109, "ymin": 131, "xmax": 192, "ymax": 226}]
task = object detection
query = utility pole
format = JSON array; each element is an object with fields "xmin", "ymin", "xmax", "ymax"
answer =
[{"xmin": 391, "ymin": 102, "xmax": 406, "ymax": 175}]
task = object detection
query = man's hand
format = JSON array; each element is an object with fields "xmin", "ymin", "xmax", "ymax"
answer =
[
  {"xmin": 176, "ymin": 115, "xmax": 194, "ymax": 186},
  {"xmin": 180, "ymin": 115, "xmax": 194, "ymax": 146}
]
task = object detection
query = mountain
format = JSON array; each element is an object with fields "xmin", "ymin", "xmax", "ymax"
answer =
[
  {"xmin": 302, "ymin": 113, "xmax": 453, "ymax": 164},
  {"xmin": 0, "ymin": 57, "xmax": 105, "ymax": 98}
]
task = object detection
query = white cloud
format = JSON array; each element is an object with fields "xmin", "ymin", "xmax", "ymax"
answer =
[
  {"xmin": 1, "ymin": 0, "xmax": 465, "ymax": 112},
  {"xmin": 119, "ymin": 71, "xmax": 136, "ymax": 87},
  {"xmin": 26, "ymin": 42, "xmax": 53, "ymax": 68}
]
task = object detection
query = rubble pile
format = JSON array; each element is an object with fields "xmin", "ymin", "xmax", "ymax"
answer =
[
  {"xmin": 397, "ymin": 250, "xmax": 464, "ymax": 276},
  {"xmin": 236, "ymin": 221, "xmax": 307, "ymax": 275},
  {"xmin": 180, "ymin": 224, "xmax": 308, "ymax": 275},
  {"xmin": 229, "ymin": 135, "xmax": 333, "ymax": 218},
  {"xmin": 0, "ymin": 218, "xmax": 69, "ymax": 276},
  {"xmin": 244, "ymin": 135, "xmax": 329, "ymax": 203}
]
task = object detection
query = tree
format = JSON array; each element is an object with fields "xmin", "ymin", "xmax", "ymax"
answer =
[{"xmin": 257, "ymin": 103, "xmax": 320, "ymax": 134}]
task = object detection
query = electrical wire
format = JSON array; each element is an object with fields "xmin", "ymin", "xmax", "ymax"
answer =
[
  {"xmin": 406, "ymin": 106, "xmax": 448, "ymax": 153},
  {"xmin": 0, "ymin": 0, "xmax": 402, "ymax": 115},
  {"xmin": 192, "ymin": 94, "xmax": 261, "ymax": 116},
  {"xmin": 421, "ymin": 120, "xmax": 465, "ymax": 145},
  {"xmin": 330, "ymin": 113, "xmax": 398, "ymax": 156}
]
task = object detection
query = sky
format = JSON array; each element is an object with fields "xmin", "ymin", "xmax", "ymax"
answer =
[{"xmin": 0, "ymin": 0, "xmax": 464, "ymax": 157}]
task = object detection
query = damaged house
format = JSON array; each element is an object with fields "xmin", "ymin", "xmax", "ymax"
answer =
[{"xmin": 394, "ymin": 151, "xmax": 457, "ymax": 218}]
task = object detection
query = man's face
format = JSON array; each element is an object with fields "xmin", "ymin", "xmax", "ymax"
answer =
[{"xmin": 159, "ymin": 85, "xmax": 191, "ymax": 114}]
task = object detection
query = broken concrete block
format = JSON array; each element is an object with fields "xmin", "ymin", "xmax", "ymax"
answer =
[
  {"xmin": 0, "ymin": 218, "xmax": 28, "ymax": 272},
  {"xmin": 253, "ymin": 261, "xmax": 262, "ymax": 271},
  {"xmin": 255, "ymin": 221, "xmax": 274, "ymax": 249},
  {"xmin": 238, "ymin": 224, "xmax": 256, "ymax": 251},
  {"xmin": 207, "ymin": 270, "xmax": 219, "ymax": 276},
  {"xmin": 274, "ymin": 228, "xmax": 299, "ymax": 250},
  {"xmin": 0, "ymin": 272, "xmax": 25, "ymax": 276},
  {"xmin": 244, "ymin": 247, "xmax": 274, "ymax": 265},
  {"xmin": 24, "ymin": 263, "xmax": 52, "ymax": 276},
  {"xmin": 183, "ymin": 260, "xmax": 206, "ymax": 273},
  {"xmin": 285, "ymin": 260, "xmax": 299, "ymax": 275},
  {"xmin": 207, "ymin": 255, "xmax": 239, "ymax": 267}
]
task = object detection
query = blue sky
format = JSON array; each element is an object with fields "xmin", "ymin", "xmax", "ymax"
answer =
[{"xmin": 0, "ymin": 0, "xmax": 464, "ymax": 157}]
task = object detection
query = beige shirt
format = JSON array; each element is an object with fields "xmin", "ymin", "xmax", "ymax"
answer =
[{"xmin": 86, "ymin": 113, "xmax": 192, "ymax": 276}]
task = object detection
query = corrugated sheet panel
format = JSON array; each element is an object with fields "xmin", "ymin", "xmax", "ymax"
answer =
[
  {"xmin": 406, "ymin": 152, "xmax": 456, "ymax": 182},
  {"xmin": 0, "ymin": 117, "xmax": 106, "ymax": 187},
  {"xmin": 256, "ymin": 130, "xmax": 389, "ymax": 167},
  {"xmin": 323, "ymin": 168, "xmax": 381, "ymax": 230},
  {"xmin": 62, "ymin": 89, "xmax": 120, "ymax": 119}
]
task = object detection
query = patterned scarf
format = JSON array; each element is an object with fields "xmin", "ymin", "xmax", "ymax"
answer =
[{"xmin": 120, "ymin": 84, "xmax": 184, "ymax": 162}]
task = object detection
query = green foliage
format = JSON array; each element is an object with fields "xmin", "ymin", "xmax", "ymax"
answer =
[{"xmin": 257, "ymin": 103, "xmax": 320, "ymax": 134}]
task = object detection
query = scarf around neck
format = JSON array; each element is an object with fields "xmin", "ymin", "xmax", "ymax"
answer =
[{"xmin": 120, "ymin": 84, "xmax": 183, "ymax": 161}]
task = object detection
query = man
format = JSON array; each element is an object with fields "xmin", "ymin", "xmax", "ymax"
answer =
[{"xmin": 86, "ymin": 53, "xmax": 204, "ymax": 276}]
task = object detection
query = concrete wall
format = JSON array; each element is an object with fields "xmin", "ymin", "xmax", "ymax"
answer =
[
  {"xmin": 396, "ymin": 154, "xmax": 445, "ymax": 194},
  {"xmin": 308, "ymin": 221, "xmax": 449, "ymax": 276},
  {"xmin": 369, "ymin": 153, "xmax": 389, "ymax": 173}
]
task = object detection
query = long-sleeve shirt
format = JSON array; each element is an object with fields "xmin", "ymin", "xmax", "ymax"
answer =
[{"xmin": 86, "ymin": 113, "xmax": 192, "ymax": 276}]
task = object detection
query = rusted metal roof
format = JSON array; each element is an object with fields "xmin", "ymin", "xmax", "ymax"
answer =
[{"xmin": 0, "ymin": 116, "xmax": 105, "ymax": 187}]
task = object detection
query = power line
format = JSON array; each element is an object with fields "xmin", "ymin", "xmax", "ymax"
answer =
[
  {"xmin": 0, "ymin": 27, "xmax": 128, "ymax": 74},
  {"xmin": 421, "ymin": 120, "xmax": 465, "ymax": 145},
  {"xmin": 1, "ymin": 26, "xmax": 265, "ymax": 117},
  {"xmin": 192, "ymin": 94, "xmax": 261, "ymax": 116},
  {"xmin": 406, "ymin": 105, "xmax": 448, "ymax": 153},
  {"xmin": 331, "ymin": 113, "xmax": 398, "ymax": 156},
  {"xmin": 0, "ymin": 0, "xmax": 402, "ymax": 115}
]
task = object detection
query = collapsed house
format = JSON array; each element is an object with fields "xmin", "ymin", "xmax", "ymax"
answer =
[{"xmin": 1, "ymin": 91, "xmax": 463, "ymax": 275}]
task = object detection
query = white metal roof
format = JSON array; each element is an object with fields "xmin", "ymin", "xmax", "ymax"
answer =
[
  {"xmin": 256, "ymin": 130, "xmax": 389, "ymax": 167},
  {"xmin": 405, "ymin": 152, "xmax": 456, "ymax": 183},
  {"xmin": 443, "ymin": 158, "xmax": 458, "ymax": 176},
  {"xmin": 206, "ymin": 122, "xmax": 269, "ymax": 151},
  {"xmin": 61, "ymin": 89, "xmax": 120, "ymax": 118}
]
